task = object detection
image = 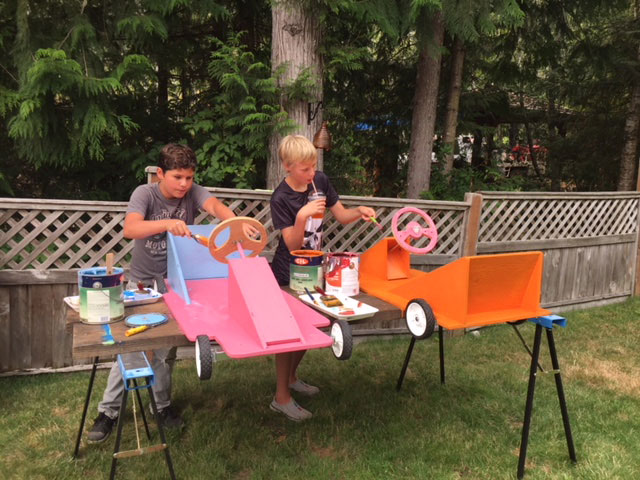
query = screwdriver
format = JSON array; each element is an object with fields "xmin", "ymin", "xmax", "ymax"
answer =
[{"xmin": 125, "ymin": 325, "xmax": 149, "ymax": 337}]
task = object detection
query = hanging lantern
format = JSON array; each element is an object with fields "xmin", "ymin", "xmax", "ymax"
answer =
[{"xmin": 313, "ymin": 122, "xmax": 332, "ymax": 151}]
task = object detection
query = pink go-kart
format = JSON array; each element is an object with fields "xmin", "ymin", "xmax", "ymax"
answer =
[{"xmin": 162, "ymin": 217, "xmax": 353, "ymax": 379}]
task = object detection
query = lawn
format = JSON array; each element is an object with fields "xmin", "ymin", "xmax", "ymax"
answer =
[{"xmin": 1, "ymin": 298, "xmax": 639, "ymax": 480}]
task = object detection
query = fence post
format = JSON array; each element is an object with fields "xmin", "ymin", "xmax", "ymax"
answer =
[
  {"xmin": 145, "ymin": 166, "xmax": 159, "ymax": 184},
  {"xmin": 635, "ymin": 197, "xmax": 640, "ymax": 296},
  {"xmin": 463, "ymin": 192, "xmax": 483, "ymax": 256}
]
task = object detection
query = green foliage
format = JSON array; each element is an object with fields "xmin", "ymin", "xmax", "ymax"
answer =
[
  {"xmin": 423, "ymin": 160, "xmax": 528, "ymax": 201},
  {"xmin": 7, "ymin": 49, "xmax": 145, "ymax": 167},
  {"xmin": 185, "ymin": 34, "xmax": 296, "ymax": 189}
]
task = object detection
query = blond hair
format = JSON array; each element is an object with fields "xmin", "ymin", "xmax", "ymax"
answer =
[{"xmin": 278, "ymin": 135, "xmax": 317, "ymax": 167}]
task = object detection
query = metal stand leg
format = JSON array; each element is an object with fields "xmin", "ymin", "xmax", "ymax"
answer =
[
  {"xmin": 109, "ymin": 384, "xmax": 129, "ymax": 480},
  {"xmin": 546, "ymin": 328, "xmax": 577, "ymax": 464},
  {"xmin": 439, "ymin": 327, "xmax": 446, "ymax": 385},
  {"xmin": 396, "ymin": 337, "xmax": 416, "ymax": 391},
  {"xmin": 73, "ymin": 356, "xmax": 99, "ymax": 458},
  {"xmin": 132, "ymin": 379, "xmax": 151, "ymax": 440},
  {"xmin": 511, "ymin": 323, "xmax": 545, "ymax": 372},
  {"xmin": 517, "ymin": 324, "xmax": 543, "ymax": 479},
  {"xmin": 517, "ymin": 317, "xmax": 576, "ymax": 479},
  {"xmin": 147, "ymin": 379, "xmax": 177, "ymax": 480}
]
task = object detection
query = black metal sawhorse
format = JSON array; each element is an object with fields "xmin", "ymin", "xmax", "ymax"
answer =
[
  {"xmin": 72, "ymin": 352, "xmax": 176, "ymax": 480},
  {"xmin": 396, "ymin": 315, "xmax": 577, "ymax": 479}
]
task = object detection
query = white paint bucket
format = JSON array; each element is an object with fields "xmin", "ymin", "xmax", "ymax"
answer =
[
  {"xmin": 324, "ymin": 252, "xmax": 359, "ymax": 296},
  {"xmin": 78, "ymin": 267, "xmax": 124, "ymax": 324}
]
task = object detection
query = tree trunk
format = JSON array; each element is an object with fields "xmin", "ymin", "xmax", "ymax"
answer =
[
  {"xmin": 519, "ymin": 94, "xmax": 543, "ymax": 180},
  {"xmin": 620, "ymin": 44, "xmax": 640, "ymax": 190},
  {"xmin": 406, "ymin": 11, "xmax": 445, "ymax": 198},
  {"xmin": 267, "ymin": 1, "xmax": 323, "ymax": 190},
  {"xmin": 443, "ymin": 37, "xmax": 465, "ymax": 175}
]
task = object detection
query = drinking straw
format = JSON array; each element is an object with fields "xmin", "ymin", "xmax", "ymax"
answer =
[{"xmin": 311, "ymin": 179, "xmax": 318, "ymax": 195}]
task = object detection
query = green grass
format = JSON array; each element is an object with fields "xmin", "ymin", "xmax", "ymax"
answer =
[{"xmin": 2, "ymin": 298, "xmax": 640, "ymax": 479}]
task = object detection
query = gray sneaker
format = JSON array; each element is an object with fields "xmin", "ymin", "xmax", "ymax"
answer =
[
  {"xmin": 289, "ymin": 379, "xmax": 320, "ymax": 396},
  {"xmin": 270, "ymin": 398, "xmax": 312, "ymax": 422}
]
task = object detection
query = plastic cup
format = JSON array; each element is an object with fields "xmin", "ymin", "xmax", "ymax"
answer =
[{"xmin": 308, "ymin": 191, "xmax": 326, "ymax": 219}]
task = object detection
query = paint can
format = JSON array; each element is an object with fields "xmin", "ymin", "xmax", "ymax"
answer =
[
  {"xmin": 78, "ymin": 267, "xmax": 125, "ymax": 324},
  {"xmin": 289, "ymin": 250, "xmax": 324, "ymax": 293},
  {"xmin": 324, "ymin": 252, "xmax": 360, "ymax": 296}
]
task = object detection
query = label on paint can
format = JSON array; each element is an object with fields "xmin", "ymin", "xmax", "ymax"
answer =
[
  {"xmin": 289, "ymin": 250, "xmax": 324, "ymax": 293},
  {"xmin": 324, "ymin": 252, "xmax": 360, "ymax": 296}
]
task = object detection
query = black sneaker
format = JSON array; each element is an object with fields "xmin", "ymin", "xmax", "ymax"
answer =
[
  {"xmin": 87, "ymin": 412, "xmax": 117, "ymax": 443},
  {"xmin": 155, "ymin": 406, "xmax": 184, "ymax": 429}
]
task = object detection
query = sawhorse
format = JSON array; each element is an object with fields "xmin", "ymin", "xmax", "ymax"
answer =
[
  {"xmin": 72, "ymin": 352, "xmax": 176, "ymax": 480},
  {"xmin": 396, "ymin": 315, "xmax": 577, "ymax": 478}
]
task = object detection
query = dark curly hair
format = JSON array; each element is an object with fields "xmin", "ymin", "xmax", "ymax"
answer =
[{"xmin": 158, "ymin": 143, "xmax": 197, "ymax": 171}]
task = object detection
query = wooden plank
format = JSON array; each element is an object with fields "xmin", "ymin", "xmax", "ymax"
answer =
[
  {"xmin": 557, "ymin": 248, "xmax": 576, "ymax": 304},
  {"xmin": 462, "ymin": 192, "xmax": 482, "ymax": 256},
  {"xmin": 479, "ymin": 191, "xmax": 640, "ymax": 200},
  {"xmin": 543, "ymin": 292, "xmax": 629, "ymax": 310},
  {"xmin": 478, "ymin": 233, "xmax": 636, "ymax": 253},
  {"xmin": 634, "ymin": 197, "xmax": 640, "ymax": 296},
  {"xmin": 29, "ymin": 284, "xmax": 53, "ymax": 369},
  {"xmin": 10, "ymin": 286, "xmax": 31, "ymax": 370},
  {"xmin": 0, "ymin": 287, "xmax": 10, "ymax": 371},
  {"xmin": 0, "ymin": 269, "xmax": 129, "ymax": 286},
  {"xmin": 0, "ymin": 198, "xmax": 128, "ymax": 209},
  {"xmin": 52, "ymin": 284, "xmax": 75, "ymax": 368},
  {"xmin": 541, "ymin": 249, "xmax": 561, "ymax": 305}
]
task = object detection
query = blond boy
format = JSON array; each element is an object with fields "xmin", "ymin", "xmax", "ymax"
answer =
[{"xmin": 269, "ymin": 135, "xmax": 375, "ymax": 421}]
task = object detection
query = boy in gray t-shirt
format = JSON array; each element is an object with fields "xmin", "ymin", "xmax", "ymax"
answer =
[{"xmin": 88, "ymin": 143, "xmax": 250, "ymax": 443}]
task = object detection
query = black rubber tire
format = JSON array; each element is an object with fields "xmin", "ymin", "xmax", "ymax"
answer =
[
  {"xmin": 331, "ymin": 319, "xmax": 353, "ymax": 360},
  {"xmin": 195, "ymin": 335, "xmax": 213, "ymax": 380},
  {"xmin": 404, "ymin": 298, "xmax": 436, "ymax": 339}
]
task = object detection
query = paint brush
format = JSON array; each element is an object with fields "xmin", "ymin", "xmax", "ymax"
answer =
[
  {"xmin": 314, "ymin": 285, "xmax": 327, "ymax": 296},
  {"xmin": 191, "ymin": 233, "xmax": 209, "ymax": 247},
  {"xmin": 304, "ymin": 287, "xmax": 318, "ymax": 305},
  {"xmin": 102, "ymin": 324, "xmax": 115, "ymax": 345},
  {"xmin": 369, "ymin": 216, "xmax": 383, "ymax": 231},
  {"xmin": 105, "ymin": 253, "xmax": 114, "ymax": 274}
]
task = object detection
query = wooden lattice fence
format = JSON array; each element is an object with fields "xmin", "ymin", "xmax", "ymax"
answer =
[
  {"xmin": 2, "ymin": 188, "xmax": 639, "ymax": 373},
  {"xmin": 477, "ymin": 191, "xmax": 640, "ymax": 309},
  {"xmin": 0, "ymin": 191, "xmax": 475, "ymax": 372}
]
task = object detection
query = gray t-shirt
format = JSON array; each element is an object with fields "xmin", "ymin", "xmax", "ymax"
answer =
[{"xmin": 127, "ymin": 182, "xmax": 211, "ymax": 284}]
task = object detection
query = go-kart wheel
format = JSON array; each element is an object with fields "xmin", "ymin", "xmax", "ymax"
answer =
[
  {"xmin": 195, "ymin": 335, "xmax": 213, "ymax": 380},
  {"xmin": 331, "ymin": 319, "xmax": 353, "ymax": 360},
  {"xmin": 404, "ymin": 299, "xmax": 436, "ymax": 339}
]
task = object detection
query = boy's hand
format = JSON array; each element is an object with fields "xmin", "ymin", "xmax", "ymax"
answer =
[
  {"xmin": 358, "ymin": 206, "xmax": 377, "ymax": 221},
  {"xmin": 242, "ymin": 222, "xmax": 261, "ymax": 240},
  {"xmin": 166, "ymin": 219, "xmax": 191, "ymax": 237},
  {"xmin": 299, "ymin": 198, "xmax": 326, "ymax": 220}
]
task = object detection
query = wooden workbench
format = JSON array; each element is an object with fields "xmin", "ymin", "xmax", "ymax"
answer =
[{"xmin": 67, "ymin": 291, "xmax": 403, "ymax": 360}]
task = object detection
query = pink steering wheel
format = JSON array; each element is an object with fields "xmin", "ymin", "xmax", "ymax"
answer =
[{"xmin": 391, "ymin": 207, "xmax": 438, "ymax": 254}]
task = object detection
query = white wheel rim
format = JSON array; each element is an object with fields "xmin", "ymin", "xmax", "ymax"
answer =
[
  {"xmin": 331, "ymin": 322, "xmax": 344, "ymax": 357},
  {"xmin": 406, "ymin": 303, "xmax": 427, "ymax": 336},
  {"xmin": 195, "ymin": 340, "xmax": 202, "ymax": 377}
]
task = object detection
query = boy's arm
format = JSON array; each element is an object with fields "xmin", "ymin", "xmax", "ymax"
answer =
[
  {"xmin": 280, "ymin": 202, "xmax": 321, "ymax": 251},
  {"xmin": 123, "ymin": 212, "xmax": 189, "ymax": 239},
  {"xmin": 202, "ymin": 196, "xmax": 260, "ymax": 238},
  {"xmin": 202, "ymin": 196, "xmax": 235, "ymax": 221},
  {"xmin": 330, "ymin": 201, "xmax": 376, "ymax": 225}
]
